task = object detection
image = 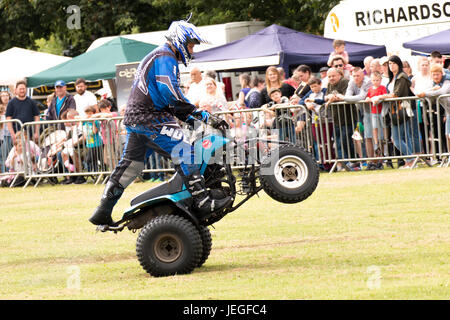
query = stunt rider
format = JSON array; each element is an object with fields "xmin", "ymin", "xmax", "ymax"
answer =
[{"xmin": 89, "ymin": 17, "xmax": 232, "ymax": 226}]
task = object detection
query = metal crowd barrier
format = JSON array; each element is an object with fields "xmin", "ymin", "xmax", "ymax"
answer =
[
  {"xmin": 1, "ymin": 94, "xmax": 449, "ymax": 188},
  {"xmin": 319, "ymin": 95, "xmax": 447, "ymax": 172},
  {"xmin": 20, "ymin": 117, "xmax": 112, "ymax": 187},
  {"xmin": 426, "ymin": 93, "xmax": 450, "ymax": 167},
  {"xmin": 212, "ymin": 104, "xmax": 312, "ymax": 167},
  {"xmin": 0, "ymin": 119, "xmax": 25, "ymax": 187}
]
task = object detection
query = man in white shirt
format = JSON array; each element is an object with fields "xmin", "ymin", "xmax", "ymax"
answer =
[
  {"xmin": 186, "ymin": 67, "xmax": 204, "ymax": 106},
  {"xmin": 74, "ymin": 78, "xmax": 97, "ymax": 118}
]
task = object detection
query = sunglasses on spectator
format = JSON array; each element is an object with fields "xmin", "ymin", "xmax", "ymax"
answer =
[{"xmin": 333, "ymin": 64, "xmax": 344, "ymax": 68}]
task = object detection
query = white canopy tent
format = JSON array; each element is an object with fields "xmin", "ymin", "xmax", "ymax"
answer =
[{"xmin": 0, "ymin": 47, "xmax": 71, "ymax": 86}]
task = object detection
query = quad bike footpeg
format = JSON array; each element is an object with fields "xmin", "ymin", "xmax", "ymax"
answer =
[{"xmin": 96, "ymin": 224, "xmax": 125, "ymax": 233}]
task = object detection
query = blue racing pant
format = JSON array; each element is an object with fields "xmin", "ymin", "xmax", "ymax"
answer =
[{"xmin": 110, "ymin": 121, "xmax": 198, "ymax": 188}]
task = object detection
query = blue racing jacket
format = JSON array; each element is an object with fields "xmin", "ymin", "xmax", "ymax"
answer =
[{"xmin": 123, "ymin": 43, "xmax": 196, "ymax": 128}]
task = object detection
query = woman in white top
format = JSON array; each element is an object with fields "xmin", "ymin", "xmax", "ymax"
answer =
[
  {"xmin": 411, "ymin": 57, "xmax": 433, "ymax": 157},
  {"xmin": 411, "ymin": 57, "xmax": 433, "ymax": 94},
  {"xmin": 198, "ymin": 77, "xmax": 228, "ymax": 115}
]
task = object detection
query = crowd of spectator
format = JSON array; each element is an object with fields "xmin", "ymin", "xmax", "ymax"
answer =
[
  {"xmin": 0, "ymin": 77, "xmax": 166, "ymax": 187},
  {"xmin": 1, "ymin": 40, "xmax": 450, "ymax": 187},
  {"xmin": 180, "ymin": 41, "xmax": 450, "ymax": 172}
]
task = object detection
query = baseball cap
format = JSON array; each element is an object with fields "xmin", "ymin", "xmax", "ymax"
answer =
[
  {"xmin": 268, "ymin": 87, "xmax": 281, "ymax": 96},
  {"xmin": 319, "ymin": 66, "xmax": 329, "ymax": 73},
  {"xmin": 54, "ymin": 80, "xmax": 66, "ymax": 87}
]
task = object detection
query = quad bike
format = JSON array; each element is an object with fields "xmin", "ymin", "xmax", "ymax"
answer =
[{"xmin": 97, "ymin": 118, "xmax": 319, "ymax": 277}]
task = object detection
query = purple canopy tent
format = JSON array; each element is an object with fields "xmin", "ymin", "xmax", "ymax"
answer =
[
  {"xmin": 403, "ymin": 29, "xmax": 450, "ymax": 55},
  {"xmin": 192, "ymin": 24, "xmax": 387, "ymax": 74}
]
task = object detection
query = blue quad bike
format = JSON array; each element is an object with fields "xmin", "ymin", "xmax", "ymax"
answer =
[{"xmin": 97, "ymin": 119, "xmax": 319, "ymax": 277}]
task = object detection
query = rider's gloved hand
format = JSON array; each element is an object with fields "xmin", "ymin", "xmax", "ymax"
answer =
[{"xmin": 188, "ymin": 110, "xmax": 210, "ymax": 124}]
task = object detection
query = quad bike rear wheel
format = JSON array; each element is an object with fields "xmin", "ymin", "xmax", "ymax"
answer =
[
  {"xmin": 260, "ymin": 144, "xmax": 319, "ymax": 204},
  {"xmin": 136, "ymin": 215, "xmax": 203, "ymax": 277}
]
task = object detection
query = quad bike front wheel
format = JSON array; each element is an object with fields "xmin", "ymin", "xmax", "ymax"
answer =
[
  {"xmin": 260, "ymin": 144, "xmax": 319, "ymax": 204},
  {"xmin": 136, "ymin": 215, "xmax": 203, "ymax": 277},
  {"xmin": 197, "ymin": 225, "xmax": 212, "ymax": 268}
]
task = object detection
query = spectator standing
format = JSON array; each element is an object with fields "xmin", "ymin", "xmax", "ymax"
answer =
[
  {"xmin": 411, "ymin": 57, "xmax": 433, "ymax": 155},
  {"xmin": 245, "ymin": 76, "xmax": 265, "ymax": 109},
  {"xmin": 402, "ymin": 60, "xmax": 414, "ymax": 80},
  {"xmin": 411, "ymin": 57, "xmax": 432, "ymax": 94},
  {"xmin": 204, "ymin": 70, "xmax": 225, "ymax": 93},
  {"xmin": 83, "ymin": 105, "xmax": 104, "ymax": 174},
  {"xmin": 5, "ymin": 81, "xmax": 40, "ymax": 144},
  {"xmin": 237, "ymin": 73, "xmax": 251, "ymax": 108},
  {"xmin": 283, "ymin": 68, "xmax": 301, "ymax": 90},
  {"xmin": 363, "ymin": 56, "xmax": 374, "ymax": 77},
  {"xmin": 324, "ymin": 68, "xmax": 353, "ymax": 171},
  {"xmin": 344, "ymin": 67, "xmax": 372, "ymax": 170},
  {"xmin": 46, "ymin": 80, "xmax": 76, "ymax": 121},
  {"xmin": 319, "ymin": 66, "xmax": 329, "ymax": 89},
  {"xmin": 90, "ymin": 99, "xmax": 120, "ymax": 171},
  {"xmin": 198, "ymin": 77, "xmax": 228, "ymax": 114},
  {"xmin": 330, "ymin": 55, "xmax": 351, "ymax": 79},
  {"xmin": 44, "ymin": 93, "xmax": 54, "ymax": 115},
  {"xmin": 290, "ymin": 65, "xmax": 312, "ymax": 104},
  {"xmin": 370, "ymin": 58, "xmax": 381, "ymax": 75},
  {"xmin": 261, "ymin": 66, "xmax": 295, "ymax": 105},
  {"xmin": 417, "ymin": 64, "xmax": 450, "ymax": 157},
  {"xmin": 365, "ymin": 72, "xmax": 388, "ymax": 169},
  {"xmin": 372, "ymin": 55, "xmax": 416, "ymax": 169},
  {"xmin": 181, "ymin": 81, "xmax": 191, "ymax": 96},
  {"xmin": 379, "ymin": 57, "xmax": 390, "ymax": 87},
  {"xmin": 277, "ymin": 67, "xmax": 286, "ymax": 81},
  {"xmin": 186, "ymin": 67, "xmax": 204, "ymax": 106},
  {"xmin": 74, "ymin": 78, "xmax": 98, "ymax": 118},
  {"xmin": 1, "ymin": 91, "xmax": 13, "ymax": 173},
  {"xmin": 430, "ymin": 51, "xmax": 450, "ymax": 79},
  {"xmin": 300, "ymin": 77, "xmax": 334, "ymax": 170}
]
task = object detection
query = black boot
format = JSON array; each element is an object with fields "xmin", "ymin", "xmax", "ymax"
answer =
[
  {"xmin": 89, "ymin": 180, "xmax": 124, "ymax": 226},
  {"xmin": 184, "ymin": 173, "xmax": 232, "ymax": 220}
]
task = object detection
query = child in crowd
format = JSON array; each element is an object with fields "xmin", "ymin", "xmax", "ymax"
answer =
[
  {"xmin": 267, "ymin": 88, "xmax": 293, "ymax": 141},
  {"xmin": 328, "ymin": 39, "xmax": 353, "ymax": 76},
  {"xmin": 365, "ymin": 71, "xmax": 387, "ymax": 170},
  {"xmin": 300, "ymin": 77, "xmax": 334, "ymax": 170},
  {"xmin": 89, "ymin": 99, "xmax": 119, "ymax": 170},
  {"xmin": 260, "ymin": 88, "xmax": 289, "ymax": 128},
  {"xmin": 83, "ymin": 105, "xmax": 103, "ymax": 173},
  {"xmin": 0, "ymin": 131, "xmax": 40, "ymax": 187},
  {"xmin": 63, "ymin": 109, "xmax": 86, "ymax": 183},
  {"xmin": 327, "ymin": 39, "xmax": 349, "ymax": 67}
]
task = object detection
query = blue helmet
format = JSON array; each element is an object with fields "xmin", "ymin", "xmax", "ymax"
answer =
[{"xmin": 166, "ymin": 17, "xmax": 209, "ymax": 66}]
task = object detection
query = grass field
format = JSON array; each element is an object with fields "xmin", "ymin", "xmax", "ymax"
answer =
[{"xmin": 0, "ymin": 167, "xmax": 449, "ymax": 300}]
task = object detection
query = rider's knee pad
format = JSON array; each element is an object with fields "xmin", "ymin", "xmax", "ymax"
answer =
[{"xmin": 111, "ymin": 158, "xmax": 145, "ymax": 188}]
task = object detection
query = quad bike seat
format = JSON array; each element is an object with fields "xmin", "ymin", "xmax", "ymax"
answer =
[{"xmin": 130, "ymin": 173, "xmax": 184, "ymax": 206}]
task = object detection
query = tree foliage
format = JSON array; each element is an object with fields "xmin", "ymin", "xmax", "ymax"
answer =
[{"xmin": 0, "ymin": 0, "xmax": 340, "ymax": 55}]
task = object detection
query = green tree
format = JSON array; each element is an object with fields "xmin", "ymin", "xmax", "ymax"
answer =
[
  {"xmin": 0, "ymin": 0, "xmax": 340, "ymax": 55},
  {"xmin": 0, "ymin": 0, "xmax": 48, "ymax": 51},
  {"xmin": 34, "ymin": 0, "xmax": 148, "ymax": 56}
]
